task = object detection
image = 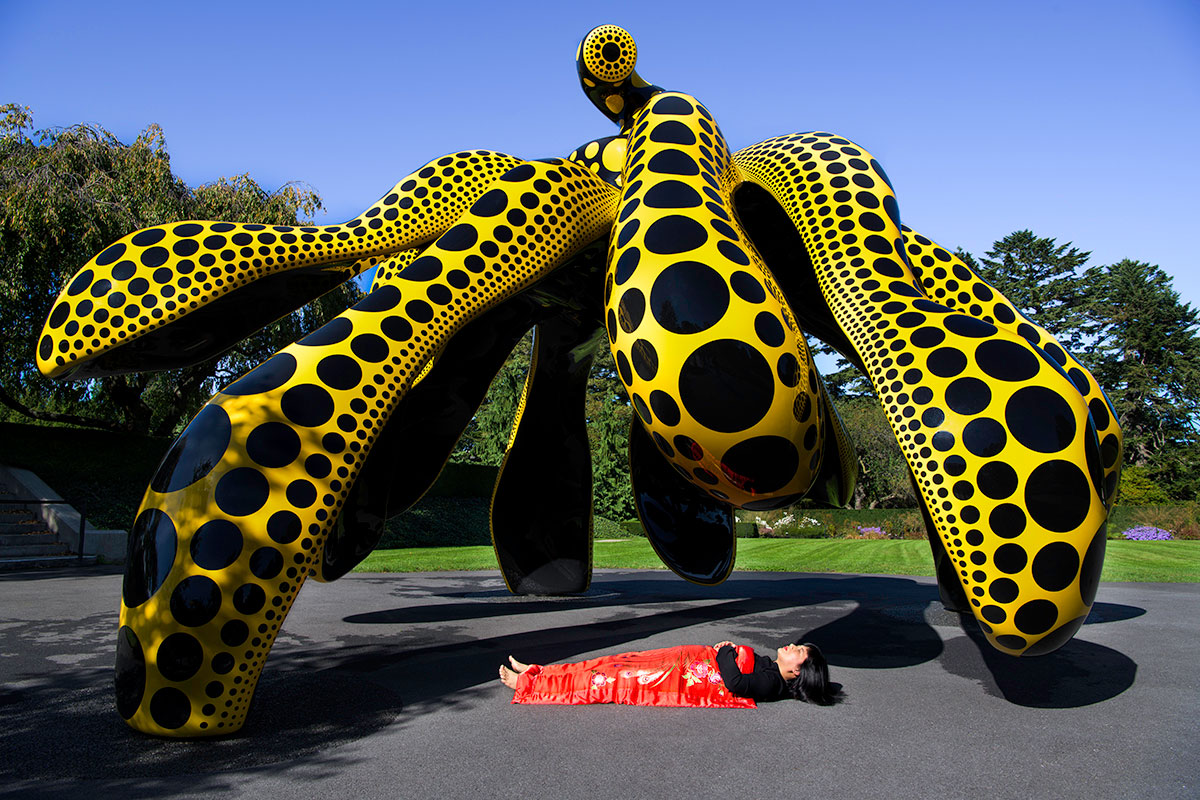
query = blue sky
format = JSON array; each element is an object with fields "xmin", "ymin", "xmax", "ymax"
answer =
[{"xmin": 3, "ymin": 0, "xmax": 1199, "ymax": 314}]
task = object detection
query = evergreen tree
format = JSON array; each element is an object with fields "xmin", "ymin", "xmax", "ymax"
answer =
[
  {"xmin": 979, "ymin": 230, "xmax": 1091, "ymax": 349},
  {"xmin": 1083, "ymin": 259, "xmax": 1200, "ymax": 497}
]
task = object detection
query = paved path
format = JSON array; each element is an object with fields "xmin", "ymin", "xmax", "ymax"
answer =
[{"xmin": 1, "ymin": 566, "xmax": 1196, "ymax": 799}]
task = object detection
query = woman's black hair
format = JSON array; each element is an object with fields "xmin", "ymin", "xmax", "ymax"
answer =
[{"xmin": 785, "ymin": 642, "xmax": 840, "ymax": 705}]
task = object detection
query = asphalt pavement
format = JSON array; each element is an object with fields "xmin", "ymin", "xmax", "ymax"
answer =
[{"xmin": 1, "ymin": 565, "xmax": 1196, "ymax": 799}]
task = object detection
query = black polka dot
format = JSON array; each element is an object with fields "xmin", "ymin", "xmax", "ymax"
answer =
[
  {"xmin": 396, "ymin": 255, "xmax": 442, "ymax": 283},
  {"xmin": 211, "ymin": 653, "xmax": 234, "ymax": 674},
  {"xmin": 618, "ymin": 288, "xmax": 645, "ymax": 333},
  {"xmin": 246, "ymin": 422, "xmax": 300, "ymax": 468},
  {"xmin": 267, "ymin": 510, "xmax": 301, "ymax": 544},
  {"xmin": 305, "ymin": 453, "xmax": 331, "ymax": 479},
  {"xmin": 679, "ymin": 340, "xmax": 774, "ymax": 433},
  {"xmin": 382, "ymin": 316, "xmax": 413, "ymax": 341},
  {"xmin": 96, "ymin": 241, "xmax": 127, "ymax": 265},
  {"xmin": 977, "ymin": 461, "xmax": 1018, "ymax": 499},
  {"xmin": 632, "ymin": 393, "xmax": 653, "ymax": 424},
  {"xmin": 777, "ymin": 354, "xmax": 801, "ymax": 387},
  {"xmin": 114, "ymin": 627, "xmax": 145, "ymax": 719},
  {"xmin": 299, "ymin": 317, "xmax": 352, "ymax": 347},
  {"xmin": 501, "ymin": 164, "xmax": 536, "ymax": 182},
  {"xmin": 718, "ymin": 241, "xmax": 750, "ymax": 265},
  {"xmin": 1088, "ymin": 398, "xmax": 1111, "ymax": 430},
  {"xmin": 631, "ymin": 339, "xmax": 658, "ymax": 380},
  {"xmin": 945, "ymin": 378, "xmax": 991, "ymax": 415},
  {"xmin": 989, "ymin": 578, "xmax": 1019, "ymax": 603},
  {"xmin": 439, "ymin": 224, "xmax": 477, "ymax": 251},
  {"xmin": 1025, "ymin": 460, "xmax": 1092, "ymax": 533},
  {"xmin": 730, "ymin": 271, "xmax": 765, "ymax": 303},
  {"xmin": 1031, "ymin": 542, "xmax": 1080, "ymax": 592},
  {"xmin": 249, "ymin": 547, "xmax": 284, "ymax": 580},
  {"xmin": 149, "ymin": 687, "xmax": 191, "ymax": 729},
  {"xmin": 932, "ymin": 431, "xmax": 955, "ymax": 452},
  {"xmin": 190, "ymin": 519, "xmax": 243, "ymax": 570},
  {"xmin": 170, "ymin": 575, "xmax": 222, "ymax": 627},
  {"xmin": 644, "ymin": 180, "xmax": 702, "ymax": 208},
  {"xmin": 649, "ymin": 261, "xmax": 729, "ymax": 334},
  {"xmin": 281, "ymin": 384, "xmax": 334, "ymax": 427},
  {"xmin": 963, "ymin": 418, "xmax": 1007, "ymax": 457},
  {"xmin": 649, "ymin": 391, "xmax": 681, "ymax": 426},
  {"xmin": 353, "ymin": 285, "xmax": 401, "ymax": 312},
  {"xmin": 653, "ymin": 96, "xmax": 694, "ymax": 115},
  {"xmin": 221, "ymin": 620, "xmax": 248, "ymax": 646},
  {"xmin": 1014, "ymin": 599, "xmax": 1058, "ymax": 636},
  {"xmin": 615, "ymin": 248, "xmax": 640, "ymax": 284},
  {"xmin": 233, "ymin": 583, "xmax": 266, "ymax": 615},
  {"xmin": 993, "ymin": 543, "xmax": 1028, "ymax": 574},
  {"xmin": 754, "ymin": 312, "xmax": 785, "ymax": 347},
  {"xmin": 990, "ymin": 503, "xmax": 1027, "ymax": 538},
  {"xmin": 975, "ymin": 340, "xmax": 1040, "ymax": 381},
  {"xmin": 223, "ymin": 353, "xmax": 298, "ymax": 395},
  {"xmin": 406, "ymin": 300, "xmax": 434, "ymax": 323},
  {"xmin": 214, "ymin": 468, "xmax": 270, "ymax": 517},
  {"xmin": 910, "ymin": 327, "xmax": 946, "ymax": 348},
  {"xmin": 652, "ymin": 151, "xmax": 700, "ymax": 176},
  {"xmin": 67, "ymin": 269, "xmax": 94, "ymax": 296},
  {"xmin": 616, "ymin": 350, "xmax": 633, "ymax": 385},
  {"xmin": 315, "ymin": 354, "xmax": 362, "ymax": 391},
  {"xmin": 286, "ymin": 479, "xmax": 317, "ymax": 508},
  {"xmin": 150, "ymin": 405, "xmax": 231, "ymax": 493},
  {"xmin": 140, "ymin": 247, "xmax": 169, "ymax": 268},
  {"xmin": 643, "ymin": 216, "xmax": 707, "ymax": 254},
  {"xmin": 470, "ymin": 189, "xmax": 508, "ymax": 216},
  {"xmin": 926, "ymin": 348, "xmax": 967, "ymax": 378},
  {"xmin": 720, "ymin": 436, "xmax": 800, "ymax": 495},
  {"xmin": 123, "ymin": 509, "xmax": 176, "ymax": 608},
  {"xmin": 649, "ymin": 120, "xmax": 697, "ymax": 144},
  {"xmin": 944, "ymin": 315, "xmax": 997, "ymax": 338},
  {"xmin": 1006, "ymin": 386, "xmax": 1076, "ymax": 453},
  {"xmin": 157, "ymin": 633, "xmax": 204, "ymax": 682},
  {"xmin": 351, "ymin": 333, "xmax": 389, "ymax": 363}
]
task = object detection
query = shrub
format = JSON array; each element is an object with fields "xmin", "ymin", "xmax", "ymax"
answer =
[
  {"xmin": 1121, "ymin": 504, "xmax": 1200, "ymax": 540},
  {"xmin": 1115, "ymin": 466, "xmax": 1173, "ymax": 505},
  {"xmin": 1120, "ymin": 525, "xmax": 1174, "ymax": 541}
]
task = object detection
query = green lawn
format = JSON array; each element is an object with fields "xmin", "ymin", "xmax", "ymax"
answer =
[{"xmin": 356, "ymin": 538, "xmax": 1200, "ymax": 583}]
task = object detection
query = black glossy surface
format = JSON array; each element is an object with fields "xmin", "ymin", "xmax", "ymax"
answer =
[
  {"xmin": 491, "ymin": 313, "xmax": 604, "ymax": 595},
  {"xmin": 630, "ymin": 422, "xmax": 735, "ymax": 585}
]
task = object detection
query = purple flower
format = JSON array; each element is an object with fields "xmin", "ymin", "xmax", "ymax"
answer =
[{"xmin": 1121, "ymin": 525, "xmax": 1174, "ymax": 541}]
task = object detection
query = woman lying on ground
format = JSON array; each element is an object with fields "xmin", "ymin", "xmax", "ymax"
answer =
[{"xmin": 498, "ymin": 640, "xmax": 839, "ymax": 708}]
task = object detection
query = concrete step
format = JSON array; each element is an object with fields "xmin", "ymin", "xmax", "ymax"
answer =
[
  {"xmin": 0, "ymin": 520, "xmax": 45, "ymax": 535},
  {"xmin": 0, "ymin": 532, "xmax": 58, "ymax": 547},
  {"xmin": 0, "ymin": 554, "xmax": 98, "ymax": 571},
  {"xmin": 0, "ymin": 542, "xmax": 71, "ymax": 557}
]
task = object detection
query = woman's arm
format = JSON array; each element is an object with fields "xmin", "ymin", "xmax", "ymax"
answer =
[{"xmin": 715, "ymin": 645, "xmax": 781, "ymax": 700}]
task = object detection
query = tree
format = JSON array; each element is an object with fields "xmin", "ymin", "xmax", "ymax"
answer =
[
  {"xmin": 1083, "ymin": 259, "xmax": 1200, "ymax": 498},
  {"xmin": 0, "ymin": 105, "xmax": 360, "ymax": 436},
  {"xmin": 978, "ymin": 230, "xmax": 1091, "ymax": 349}
]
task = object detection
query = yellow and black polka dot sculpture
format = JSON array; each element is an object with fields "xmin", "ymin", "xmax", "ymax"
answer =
[{"xmin": 38, "ymin": 24, "xmax": 1122, "ymax": 736}]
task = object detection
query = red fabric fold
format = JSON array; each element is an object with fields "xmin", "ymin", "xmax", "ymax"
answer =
[{"xmin": 511, "ymin": 644, "xmax": 758, "ymax": 708}]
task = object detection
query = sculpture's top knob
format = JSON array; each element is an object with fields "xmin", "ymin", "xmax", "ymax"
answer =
[
  {"xmin": 577, "ymin": 25, "xmax": 662, "ymax": 131},
  {"xmin": 580, "ymin": 25, "xmax": 637, "ymax": 83}
]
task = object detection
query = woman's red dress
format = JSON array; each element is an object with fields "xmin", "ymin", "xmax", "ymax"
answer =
[{"xmin": 511, "ymin": 644, "xmax": 758, "ymax": 708}]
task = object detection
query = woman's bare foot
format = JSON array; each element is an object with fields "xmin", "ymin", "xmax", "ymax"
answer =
[
  {"xmin": 508, "ymin": 655, "xmax": 530, "ymax": 674},
  {"xmin": 498, "ymin": 665, "xmax": 518, "ymax": 690}
]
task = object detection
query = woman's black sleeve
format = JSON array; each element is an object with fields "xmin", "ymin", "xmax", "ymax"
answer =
[{"xmin": 716, "ymin": 645, "xmax": 773, "ymax": 699}]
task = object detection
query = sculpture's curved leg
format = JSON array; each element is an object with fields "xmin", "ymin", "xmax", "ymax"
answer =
[
  {"xmin": 630, "ymin": 418, "xmax": 736, "ymax": 584},
  {"xmin": 605, "ymin": 92, "xmax": 831, "ymax": 511},
  {"xmin": 899, "ymin": 226, "xmax": 1123, "ymax": 506},
  {"xmin": 490, "ymin": 315, "xmax": 606, "ymax": 594},
  {"xmin": 38, "ymin": 151, "xmax": 523, "ymax": 380},
  {"xmin": 113, "ymin": 159, "xmax": 619, "ymax": 736},
  {"xmin": 732, "ymin": 133, "xmax": 1115, "ymax": 655}
]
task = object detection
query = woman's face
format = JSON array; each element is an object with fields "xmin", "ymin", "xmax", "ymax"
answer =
[{"xmin": 776, "ymin": 643, "xmax": 809, "ymax": 678}]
